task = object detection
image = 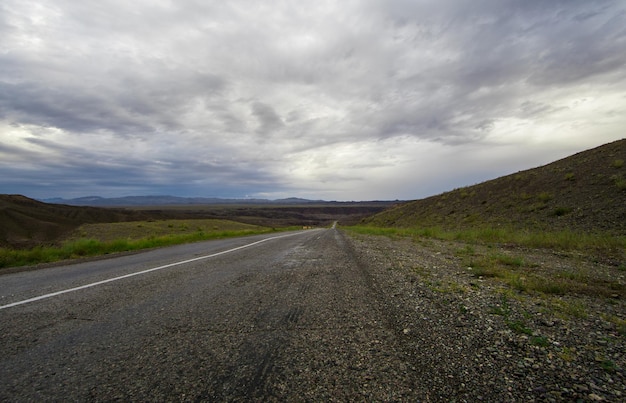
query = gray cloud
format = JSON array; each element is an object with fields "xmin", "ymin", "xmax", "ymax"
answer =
[
  {"xmin": 1, "ymin": 0, "xmax": 625, "ymax": 200},
  {"xmin": 251, "ymin": 102, "xmax": 284, "ymax": 136}
]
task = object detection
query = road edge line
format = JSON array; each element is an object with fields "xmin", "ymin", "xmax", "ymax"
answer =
[{"xmin": 0, "ymin": 231, "xmax": 310, "ymax": 310}]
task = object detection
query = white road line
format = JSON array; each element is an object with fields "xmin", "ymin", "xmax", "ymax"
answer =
[{"xmin": 0, "ymin": 231, "xmax": 310, "ymax": 310}]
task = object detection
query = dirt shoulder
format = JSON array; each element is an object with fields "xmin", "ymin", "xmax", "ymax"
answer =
[{"xmin": 347, "ymin": 231, "xmax": 625, "ymax": 401}]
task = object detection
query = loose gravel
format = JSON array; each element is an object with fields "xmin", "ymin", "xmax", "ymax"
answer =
[{"xmin": 347, "ymin": 231, "xmax": 625, "ymax": 402}]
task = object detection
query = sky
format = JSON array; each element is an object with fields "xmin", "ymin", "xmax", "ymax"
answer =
[{"xmin": 1, "ymin": 1, "xmax": 625, "ymax": 201}]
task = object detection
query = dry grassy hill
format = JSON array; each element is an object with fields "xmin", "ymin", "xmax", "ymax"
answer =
[
  {"xmin": 0, "ymin": 195, "xmax": 159, "ymax": 249},
  {"xmin": 364, "ymin": 139, "xmax": 626, "ymax": 235}
]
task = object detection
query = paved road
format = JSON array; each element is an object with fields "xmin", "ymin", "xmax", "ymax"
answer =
[{"xmin": 0, "ymin": 228, "xmax": 421, "ymax": 401}]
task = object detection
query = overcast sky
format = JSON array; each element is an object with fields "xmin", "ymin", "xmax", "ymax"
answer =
[{"xmin": 1, "ymin": 1, "xmax": 625, "ymax": 201}]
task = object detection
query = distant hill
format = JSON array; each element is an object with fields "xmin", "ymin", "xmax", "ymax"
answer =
[
  {"xmin": 0, "ymin": 195, "xmax": 394, "ymax": 249},
  {"xmin": 364, "ymin": 139, "xmax": 626, "ymax": 235},
  {"xmin": 41, "ymin": 195, "xmax": 328, "ymax": 207}
]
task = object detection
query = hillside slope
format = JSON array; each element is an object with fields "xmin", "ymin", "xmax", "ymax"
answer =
[
  {"xmin": 0, "ymin": 195, "xmax": 156, "ymax": 249},
  {"xmin": 365, "ymin": 139, "xmax": 626, "ymax": 234}
]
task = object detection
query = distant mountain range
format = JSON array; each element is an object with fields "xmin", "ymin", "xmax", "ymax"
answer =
[{"xmin": 40, "ymin": 195, "xmax": 334, "ymax": 207}]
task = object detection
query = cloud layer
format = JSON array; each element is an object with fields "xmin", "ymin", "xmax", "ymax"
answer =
[{"xmin": 1, "ymin": 0, "xmax": 625, "ymax": 200}]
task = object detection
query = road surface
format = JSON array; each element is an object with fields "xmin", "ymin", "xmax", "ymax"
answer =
[{"xmin": 0, "ymin": 228, "xmax": 422, "ymax": 401}]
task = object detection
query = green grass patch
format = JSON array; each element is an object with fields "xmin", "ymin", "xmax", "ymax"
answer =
[
  {"xmin": 0, "ymin": 220, "xmax": 284, "ymax": 269},
  {"xmin": 508, "ymin": 319, "xmax": 533, "ymax": 335},
  {"xmin": 600, "ymin": 359, "xmax": 618, "ymax": 373},
  {"xmin": 467, "ymin": 256, "xmax": 615, "ymax": 297},
  {"xmin": 612, "ymin": 174, "xmax": 626, "ymax": 190},
  {"xmin": 69, "ymin": 219, "xmax": 265, "ymax": 243},
  {"xmin": 488, "ymin": 296, "xmax": 534, "ymax": 335},
  {"xmin": 550, "ymin": 298, "xmax": 588, "ymax": 319},
  {"xmin": 530, "ymin": 335, "xmax": 550, "ymax": 347},
  {"xmin": 559, "ymin": 347, "xmax": 577, "ymax": 362},
  {"xmin": 537, "ymin": 192, "xmax": 553, "ymax": 203},
  {"xmin": 489, "ymin": 296, "xmax": 511, "ymax": 316},
  {"xmin": 347, "ymin": 225, "xmax": 625, "ymax": 257},
  {"xmin": 455, "ymin": 245, "xmax": 476, "ymax": 256},
  {"xmin": 494, "ymin": 253, "xmax": 526, "ymax": 267},
  {"xmin": 466, "ymin": 256, "xmax": 505, "ymax": 278}
]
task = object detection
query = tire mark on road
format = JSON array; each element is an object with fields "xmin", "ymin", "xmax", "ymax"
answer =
[{"xmin": 283, "ymin": 307, "xmax": 304, "ymax": 326}]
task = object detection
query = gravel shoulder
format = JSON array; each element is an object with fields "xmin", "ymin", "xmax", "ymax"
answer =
[{"xmin": 347, "ymin": 230, "xmax": 625, "ymax": 401}]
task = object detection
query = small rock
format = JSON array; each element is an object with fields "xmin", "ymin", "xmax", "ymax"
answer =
[
  {"xmin": 532, "ymin": 385, "xmax": 547, "ymax": 394},
  {"xmin": 588, "ymin": 393, "xmax": 604, "ymax": 401},
  {"xmin": 574, "ymin": 384, "xmax": 589, "ymax": 393}
]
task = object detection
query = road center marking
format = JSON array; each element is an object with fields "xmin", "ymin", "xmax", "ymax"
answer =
[{"xmin": 0, "ymin": 231, "xmax": 310, "ymax": 310}]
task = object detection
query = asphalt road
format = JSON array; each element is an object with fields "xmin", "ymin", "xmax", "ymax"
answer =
[{"xmin": 0, "ymin": 228, "xmax": 422, "ymax": 401}]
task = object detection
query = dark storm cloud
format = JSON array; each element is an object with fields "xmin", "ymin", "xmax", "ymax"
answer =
[
  {"xmin": 1, "ymin": 137, "xmax": 281, "ymax": 198},
  {"xmin": 0, "ymin": 81, "xmax": 150, "ymax": 134},
  {"xmin": 0, "ymin": 65, "xmax": 229, "ymax": 137}
]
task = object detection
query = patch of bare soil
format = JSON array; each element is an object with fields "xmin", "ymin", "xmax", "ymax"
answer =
[{"xmin": 349, "ymin": 232, "xmax": 625, "ymax": 401}]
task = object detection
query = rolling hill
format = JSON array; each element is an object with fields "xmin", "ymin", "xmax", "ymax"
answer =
[
  {"xmin": 364, "ymin": 139, "xmax": 626, "ymax": 235},
  {"xmin": 0, "ymin": 195, "xmax": 162, "ymax": 249}
]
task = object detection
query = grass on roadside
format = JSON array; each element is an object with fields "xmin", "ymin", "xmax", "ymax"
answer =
[
  {"xmin": 461, "ymin": 253, "xmax": 602, "ymax": 296},
  {"xmin": 0, "ymin": 219, "xmax": 289, "ymax": 269},
  {"xmin": 346, "ymin": 225, "xmax": 625, "ymax": 298},
  {"xmin": 347, "ymin": 225, "xmax": 625, "ymax": 257}
]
